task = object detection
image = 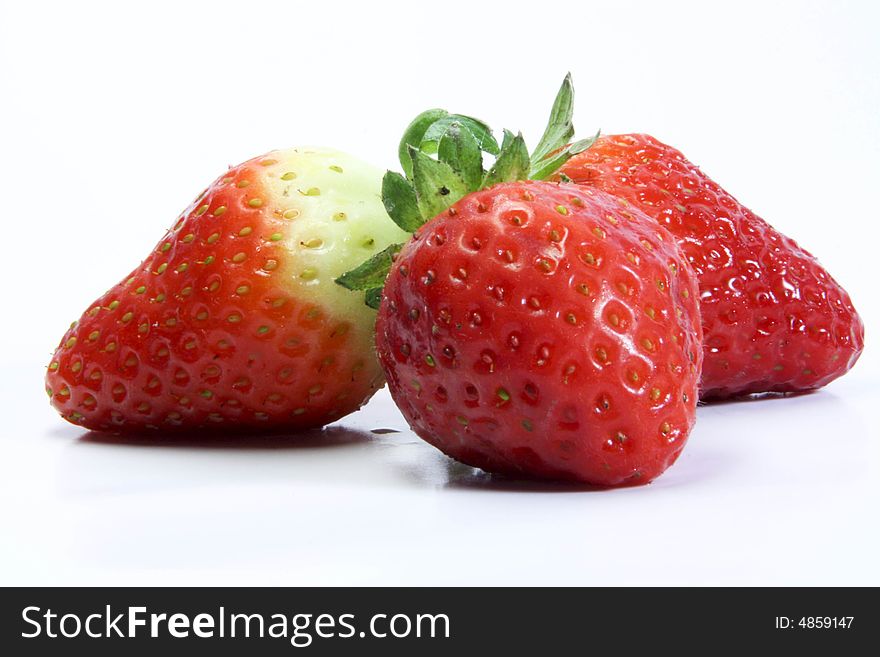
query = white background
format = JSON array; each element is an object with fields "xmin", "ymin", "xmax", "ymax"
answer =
[{"xmin": 1, "ymin": 0, "xmax": 878, "ymax": 585}]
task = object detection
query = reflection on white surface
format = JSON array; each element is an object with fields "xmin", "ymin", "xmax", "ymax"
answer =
[{"xmin": 2, "ymin": 362, "xmax": 878, "ymax": 586}]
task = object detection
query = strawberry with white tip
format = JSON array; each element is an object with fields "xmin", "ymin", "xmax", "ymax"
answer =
[{"xmin": 46, "ymin": 147, "xmax": 409, "ymax": 433}]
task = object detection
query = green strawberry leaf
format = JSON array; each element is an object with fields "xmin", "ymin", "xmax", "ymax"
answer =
[
  {"xmin": 500, "ymin": 128, "xmax": 516, "ymax": 152},
  {"xmin": 335, "ymin": 243, "xmax": 403, "ymax": 291},
  {"xmin": 382, "ymin": 171, "xmax": 423, "ymax": 232},
  {"xmin": 482, "ymin": 132, "xmax": 530, "ymax": 188},
  {"xmin": 438, "ymin": 122, "xmax": 484, "ymax": 190},
  {"xmin": 421, "ymin": 114, "xmax": 500, "ymax": 156},
  {"xmin": 530, "ymin": 130, "xmax": 601, "ymax": 180},
  {"xmin": 398, "ymin": 109, "xmax": 449, "ymax": 178},
  {"xmin": 530, "ymin": 73, "xmax": 575, "ymax": 166},
  {"xmin": 568, "ymin": 132, "xmax": 601, "ymax": 156},
  {"xmin": 409, "ymin": 146, "xmax": 470, "ymax": 219},
  {"xmin": 364, "ymin": 287, "xmax": 383, "ymax": 309}
]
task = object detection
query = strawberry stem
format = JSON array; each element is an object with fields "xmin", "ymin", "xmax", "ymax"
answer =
[{"xmin": 335, "ymin": 74, "xmax": 599, "ymax": 307}]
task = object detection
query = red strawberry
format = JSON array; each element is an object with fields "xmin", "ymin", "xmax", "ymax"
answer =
[
  {"xmin": 46, "ymin": 147, "xmax": 409, "ymax": 432},
  {"xmin": 558, "ymin": 135, "xmax": 864, "ymax": 399},
  {"xmin": 377, "ymin": 182, "xmax": 702, "ymax": 485},
  {"xmin": 337, "ymin": 78, "xmax": 702, "ymax": 485}
]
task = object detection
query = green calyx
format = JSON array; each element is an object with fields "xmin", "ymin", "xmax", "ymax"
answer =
[{"xmin": 334, "ymin": 73, "xmax": 599, "ymax": 308}]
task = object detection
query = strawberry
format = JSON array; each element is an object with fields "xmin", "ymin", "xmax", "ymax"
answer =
[
  {"xmin": 337, "ymin": 77, "xmax": 703, "ymax": 485},
  {"xmin": 558, "ymin": 135, "xmax": 864, "ymax": 399},
  {"xmin": 378, "ymin": 183, "xmax": 702, "ymax": 485},
  {"xmin": 46, "ymin": 147, "xmax": 409, "ymax": 432}
]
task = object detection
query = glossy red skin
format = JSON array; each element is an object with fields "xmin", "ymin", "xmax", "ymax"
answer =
[
  {"xmin": 560, "ymin": 135, "xmax": 864, "ymax": 399},
  {"xmin": 377, "ymin": 182, "xmax": 703, "ymax": 486},
  {"xmin": 46, "ymin": 157, "xmax": 381, "ymax": 433}
]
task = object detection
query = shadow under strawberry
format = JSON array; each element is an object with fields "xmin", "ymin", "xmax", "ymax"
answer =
[
  {"xmin": 697, "ymin": 389, "xmax": 817, "ymax": 407},
  {"xmin": 76, "ymin": 424, "xmax": 374, "ymax": 450}
]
